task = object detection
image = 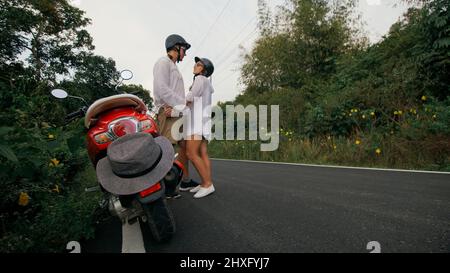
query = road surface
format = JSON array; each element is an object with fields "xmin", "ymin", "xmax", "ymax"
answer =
[{"xmin": 82, "ymin": 159, "xmax": 450, "ymax": 253}]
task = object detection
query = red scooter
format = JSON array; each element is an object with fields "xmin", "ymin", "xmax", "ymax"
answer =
[{"xmin": 51, "ymin": 70, "xmax": 184, "ymax": 242}]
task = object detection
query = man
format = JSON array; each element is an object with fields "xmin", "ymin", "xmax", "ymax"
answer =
[{"xmin": 153, "ymin": 34, "xmax": 199, "ymax": 199}]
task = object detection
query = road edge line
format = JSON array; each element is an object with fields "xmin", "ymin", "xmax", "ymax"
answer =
[{"xmin": 210, "ymin": 158, "xmax": 450, "ymax": 175}]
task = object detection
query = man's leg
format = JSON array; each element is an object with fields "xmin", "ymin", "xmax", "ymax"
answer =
[
  {"xmin": 177, "ymin": 140, "xmax": 189, "ymax": 180},
  {"xmin": 157, "ymin": 109, "xmax": 182, "ymax": 199}
]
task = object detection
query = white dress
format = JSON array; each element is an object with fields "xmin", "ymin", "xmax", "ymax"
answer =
[{"xmin": 185, "ymin": 75, "xmax": 214, "ymax": 140}]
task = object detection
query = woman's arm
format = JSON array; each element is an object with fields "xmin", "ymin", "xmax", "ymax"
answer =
[{"xmin": 186, "ymin": 77, "xmax": 205, "ymax": 103}]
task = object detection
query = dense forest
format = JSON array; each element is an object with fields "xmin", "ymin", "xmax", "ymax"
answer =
[{"xmin": 210, "ymin": 0, "xmax": 449, "ymax": 170}]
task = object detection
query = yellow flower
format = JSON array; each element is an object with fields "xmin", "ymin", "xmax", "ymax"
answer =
[
  {"xmin": 50, "ymin": 158, "xmax": 60, "ymax": 167},
  {"xmin": 394, "ymin": 111, "xmax": 399, "ymax": 115},
  {"xmin": 327, "ymin": 136, "xmax": 331, "ymax": 140},
  {"xmin": 48, "ymin": 134, "xmax": 55, "ymax": 139},
  {"xmin": 18, "ymin": 192, "xmax": 30, "ymax": 207},
  {"xmin": 421, "ymin": 96, "xmax": 427, "ymax": 101},
  {"xmin": 52, "ymin": 185, "xmax": 60, "ymax": 194},
  {"xmin": 333, "ymin": 145, "xmax": 337, "ymax": 150},
  {"xmin": 370, "ymin": 112, "xmax": 375, "ymax": 116},
  {"xmin": 362, "ymin": 115, "xmax": 366, "ymax": 119},
  {"xmin": 355, "ymin": 140, "xmax": 361, "ymax": 145},
  {"xmin": 350, "ymin": 109, "xmax": 354, "ymax": 113},
  {"xmin": 354, "ymin": 109, "xmax": 359, "ymax": 113},
  {"xmin": 375, "ymin": 148, "xmax": 381, "ymax": 155},
  {"xmin": 433, "ymin": 114, "xmax": 437, "ymax": 119},
  {"xmin": 349, "ymin": 113, "xmax": 353, "ymax": 117},
  {"xmin": 398, "ymin": 110, "xmax": 403, "ymax": 115}
]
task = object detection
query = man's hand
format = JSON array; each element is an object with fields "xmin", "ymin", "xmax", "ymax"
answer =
[{"xmin": 164, "ymin": 107, "xmax": 173, "ymax": 117}]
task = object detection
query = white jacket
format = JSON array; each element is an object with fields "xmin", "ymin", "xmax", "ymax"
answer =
[
  {"xmin": 152, "ymin": 56, "xmax": 185, "ymax": 113},
  {"xmin": 185, "ymin": 75, "xmax": 214, "ymax": 140}
]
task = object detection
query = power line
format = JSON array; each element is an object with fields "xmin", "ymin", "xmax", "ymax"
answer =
[
  {"xmin": 211, "ymin": 15, "xmax": 257, "ymax": 62},
  {"xmin": 214, "ymin": 69, "xmax": 240, "ymax": 88},
  {"xmin": 214, "ymin": 28, "xmax": 258, "ymax": 71},
  {"xmin": 195, "ymin": 0, "xmax": 233, "ymax": 53},
  {"xmin": 212, "ymin": 28, "xmax": 259, "ymax": 90},
  {"xmin": 182, "ymin": 0, "xmax": 233, "ymax": 72}
]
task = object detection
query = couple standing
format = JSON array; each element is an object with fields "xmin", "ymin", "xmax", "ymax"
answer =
[{"xmin": 153, "ymin": 34, "xmax": 215, "ymax": 199}]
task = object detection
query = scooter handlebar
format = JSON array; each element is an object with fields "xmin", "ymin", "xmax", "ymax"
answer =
[{"xmin": 65, "ymin": 107, "xmax": 87, "ymax": 121}]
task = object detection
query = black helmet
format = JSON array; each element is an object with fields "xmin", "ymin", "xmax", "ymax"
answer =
[
  {"xmin": 195, "ymin": 57, "xmax": 214, "ymax": 78},
  {"xmin": 165, "ymin": 34, "xmax": 191, "ymax": 51}
]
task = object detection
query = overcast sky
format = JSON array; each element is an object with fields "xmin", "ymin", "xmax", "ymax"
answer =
[{"xmin": 70, "ymin": 0, "xmax": 409, "ymax": 106}]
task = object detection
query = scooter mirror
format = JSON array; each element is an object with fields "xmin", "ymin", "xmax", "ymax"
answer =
[
  {"xmin": 120, "ymin": 70, "xmax": 133, "ymax": 81},
  {"xmin": 51, "ymin": 89, "xmax": 68, "ymax": 99}
]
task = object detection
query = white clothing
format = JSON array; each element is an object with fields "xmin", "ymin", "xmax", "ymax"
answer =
[
  {"xmin": 152, "ymin": 56, "xmax": 185, "ymax": 114},
  {"xmin": 185, "ymin": 75, "xmax": 214, "ymax": 140}
]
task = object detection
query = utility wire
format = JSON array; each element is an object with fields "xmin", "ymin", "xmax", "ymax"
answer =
[
  {"xmin": 211, "ymin": 15, "xmax": 257, "ymax": 62},
  {"xmin": 214, "ymin": 27, "xmax": 258, "ymax": 72},
  {"xmin": 182, "ymin": 0, "xmax": 233, "ymax": 72}
]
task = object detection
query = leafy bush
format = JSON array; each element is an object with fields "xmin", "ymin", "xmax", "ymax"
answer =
[{"xmin": 0, "ymin": 0, "xmax": 151, "ymax": 252}]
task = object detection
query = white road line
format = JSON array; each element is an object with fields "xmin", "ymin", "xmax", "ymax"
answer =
[
  {"xmin": 121, "ymin": 221, "xmax": 146, "ymax": 253},
  {"xmin": 211, "ymin": 158, "xmax": 450, "ymax": 175}
]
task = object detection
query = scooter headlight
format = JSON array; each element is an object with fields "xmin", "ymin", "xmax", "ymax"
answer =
[
  {"xmin": 110, "ymin": 118, "xmax": 138, "ymax": 138},
  {"xmin": 94, "ymin": 117, "xmax": 154, "ymax": 145}
]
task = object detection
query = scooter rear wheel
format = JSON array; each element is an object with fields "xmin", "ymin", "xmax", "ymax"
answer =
[{"xmin": 142, "ymin": 197, "xmax": 176, "ymax": 242}]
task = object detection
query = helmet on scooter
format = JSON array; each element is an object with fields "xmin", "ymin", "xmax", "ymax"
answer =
[{"xmin": 194, "ymin": 57, "xmax": 214, "ymax": 78}]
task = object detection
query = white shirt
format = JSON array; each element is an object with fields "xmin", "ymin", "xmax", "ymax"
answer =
[
  {"xmin": 185, "ymin": 75, "xmax": 214, "ymax": 140},
  {"xmin": 152, "ymin": 56, "xmax": 185, "ymax": 113}
]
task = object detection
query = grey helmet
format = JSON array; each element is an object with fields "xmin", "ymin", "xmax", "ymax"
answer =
[
  {"xmin": 165, "ymin": 34, "xmax": 191, "ymax": 51},
  {"xmin": 195, "ymin": 57, "xmax": 214, "ymax": 78}
]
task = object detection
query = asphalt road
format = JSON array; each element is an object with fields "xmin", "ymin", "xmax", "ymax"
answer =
[{"xmin": 82, "ymin": 159, "xmax": 450, "ymax": 253}]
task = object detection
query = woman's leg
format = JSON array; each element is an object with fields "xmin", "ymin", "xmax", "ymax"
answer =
[
  {"xmin": 186, "ymin": 135, "xmax": 212, "ymax": 188},
  {"xmin": 200, "ymin": 140, "xmax": 211, "ymax": 182}
]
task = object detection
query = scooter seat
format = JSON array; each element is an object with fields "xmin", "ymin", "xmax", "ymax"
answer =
[{"xmin": 84, "ymin": 94, "xmax": 147, "ymax": 128}]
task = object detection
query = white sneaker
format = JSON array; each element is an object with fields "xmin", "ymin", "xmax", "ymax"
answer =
[
  {"xmin": 193, "ymin": 185, "xmax": 215, "ymax": 199},
  {"xmin": 189, "ymin": 185, "xmax": 201, "ymax": 193}
]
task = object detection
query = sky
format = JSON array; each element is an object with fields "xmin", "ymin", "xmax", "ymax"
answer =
[{"xmin": 70, "ymin": 0, "xmax": 409, "ymax": 106}]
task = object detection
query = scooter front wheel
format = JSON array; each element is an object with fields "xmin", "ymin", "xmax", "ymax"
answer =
[{"xmin": 142, "ymin": 197, "xmax": 176, "ymax": 243}]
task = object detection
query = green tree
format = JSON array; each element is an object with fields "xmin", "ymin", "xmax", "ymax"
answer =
[
  {"xmin": 120, "ymin": 84, "xmax": 154, "ymax": 109},
  {"xmin": 241, "ymin": 0, "xmax": 364, "ymax": 93},
  {"xmin": 0, "ymin": 0, "xmax": 94, "ymax": 81}
]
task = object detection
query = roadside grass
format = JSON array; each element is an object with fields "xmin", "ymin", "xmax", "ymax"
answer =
[{"xmin": 208, "ymin": 135, "xmax": 450, "ymax": 172}]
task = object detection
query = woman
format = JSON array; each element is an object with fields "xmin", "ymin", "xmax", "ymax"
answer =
[{"xmin": 185, "ymin": 57, "xmax": 215, "ymax": 199}]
